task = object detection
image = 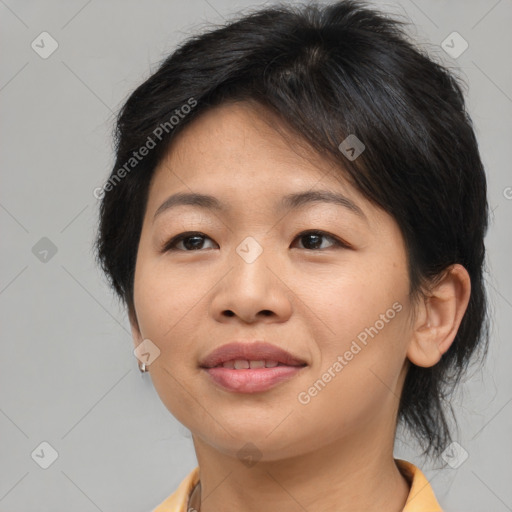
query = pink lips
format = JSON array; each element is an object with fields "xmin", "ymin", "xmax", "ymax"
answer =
[{"xmin": 199, "ymin": 341, "xmax": 307, "ymax": 393}]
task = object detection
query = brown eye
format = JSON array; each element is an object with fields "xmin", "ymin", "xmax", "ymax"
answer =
[
  {"xmin": 292, "ymin": 230, "xmax": 348, "ymax": 250},
  {"xmin": 162, "ymin": 232, "xmax": 217, "ymax": 252}
]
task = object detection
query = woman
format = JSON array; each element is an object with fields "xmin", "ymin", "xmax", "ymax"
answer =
[{"xmin": 94, "ymin": 1, "xmax": 489, "ymax": 510}]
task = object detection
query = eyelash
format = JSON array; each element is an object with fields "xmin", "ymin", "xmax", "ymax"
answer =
[{"xmin": 161, "ymin": 230, "xmax": 350, "ymax": 252}]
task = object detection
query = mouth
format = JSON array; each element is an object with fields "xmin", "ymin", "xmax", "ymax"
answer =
[
  {"xmin": 199, "ymin": 340, "xmax": 307, "ymax": 368},
  {"xmin": 199, "ymin": 341, "xmax": 308, "ymax": 393},
  {"xmin": 209, "ymin": 359, "xmax": 304, "ymax": 369}
]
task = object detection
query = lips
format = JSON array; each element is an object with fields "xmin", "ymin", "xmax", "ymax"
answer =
[
  {"xmin": 199, "ymin": 341, "xmax": 307, "ymax": 393},
  {"xmin": 199, "ymin": 341, "xmax": 307, "ymax": 369}
]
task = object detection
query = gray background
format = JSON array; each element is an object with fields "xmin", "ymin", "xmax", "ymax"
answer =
[{"xmin": 1, "ymin": 0, "xmax": 511, "ymax": 510}]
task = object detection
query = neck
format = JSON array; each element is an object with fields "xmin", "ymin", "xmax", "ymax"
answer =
[{"xmin": 191, "ymin": 426, "xmax": 410, "ymax": 512}]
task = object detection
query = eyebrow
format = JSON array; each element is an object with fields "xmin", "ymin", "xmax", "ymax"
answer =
[{"xmin": 153, "ymin": 190, "xmax": 367, "ymax": 223}]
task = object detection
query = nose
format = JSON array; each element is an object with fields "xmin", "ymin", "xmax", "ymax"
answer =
[{"xmin": 209, "ymin": 243, "xmax": 293, "ymax": 325}]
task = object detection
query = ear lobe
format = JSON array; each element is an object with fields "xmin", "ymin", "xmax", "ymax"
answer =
[{"xmin": 407, "ymin": 264, "xmax": 471, "ymax": 368}]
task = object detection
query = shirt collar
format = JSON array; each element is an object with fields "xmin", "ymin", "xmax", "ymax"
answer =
[
  {"xmin": 153, "ymin": 458, "xmax": 443, "ymax": 512},
  {"xmin": 395, "ymin": 458, "xmax": 443, "ymax": 511}
]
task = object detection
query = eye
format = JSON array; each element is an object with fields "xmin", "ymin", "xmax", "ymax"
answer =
[
  {"xmin": 161, "ymin": 229, "xmax": 349, "ymax": 253},
  {"xmin": 292, "ymin": 230, "xmax": 349, "ymax": 250},
  {"xmin": 161, "ymin": 231, "xmax": 217, "ymax": 252}
]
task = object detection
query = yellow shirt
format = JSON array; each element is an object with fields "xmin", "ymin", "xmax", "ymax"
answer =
[{"xmin": 152, "ymin": 458, "xmax": 443, "ymax": 512}]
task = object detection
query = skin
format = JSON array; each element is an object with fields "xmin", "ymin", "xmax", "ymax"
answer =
[{"xmin": 130, "ymin": 100, "xmax": 471, "ymax": 512}]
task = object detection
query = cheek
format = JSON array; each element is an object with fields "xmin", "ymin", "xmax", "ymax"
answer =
[
  {"xmin": 134, "ymin": 257, "xmax": 204, "ymax": 340},
  {"xmin": 292, "ymin": 312, "xmax": 409, "ymax": 448},
  {"xmin": 132, "ymin": 258, "xmax": 208, "ymax": 405},
  {"xmin": 133, "ymin": 261, "xmax": 206, "ymax": 425},
  {"xmin": 303, "ymin": 262, "xmax": 410, "ymax": 403},
  {"xmin": 308, "ymin": 260, "xmax": 408, "ymax": 348}
]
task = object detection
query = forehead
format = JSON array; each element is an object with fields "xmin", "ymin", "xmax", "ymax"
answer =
[
  {"xmin": 142, "ymin": 102, "xmax": 404, "ymax": 248},
  {"xmin": 149, "ymin": 100, "xmax": 364, "ymax": 205}
]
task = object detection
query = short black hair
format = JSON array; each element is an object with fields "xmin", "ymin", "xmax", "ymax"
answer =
[{"xmin": 94, "ymin": 0, "xmax": 490, "ymax": 460}]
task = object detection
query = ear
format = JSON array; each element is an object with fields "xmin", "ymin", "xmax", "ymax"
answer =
[{"xmin": 407, "ymin": 264, "xmax": 471, "ymax": 368}]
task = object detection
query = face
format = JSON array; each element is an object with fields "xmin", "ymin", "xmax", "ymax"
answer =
[{"xmin": 131, "ymin": 100, "xmax": 415, "ymax": 461}]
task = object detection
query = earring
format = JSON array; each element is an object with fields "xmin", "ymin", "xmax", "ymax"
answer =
[{"xmin": 139, "ymin": 362, "xmax": 148, "ymax": 373}]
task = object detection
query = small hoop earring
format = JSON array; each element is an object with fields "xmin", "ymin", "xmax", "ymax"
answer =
[{"xmin": 139, "ymin": 362, "xmax": 148, "ymax": 373}]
